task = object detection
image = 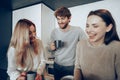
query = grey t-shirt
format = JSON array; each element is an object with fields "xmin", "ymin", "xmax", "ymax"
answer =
[{"xmin": 49, "ymin": 26, "xmax": 86, "ymax": 66}]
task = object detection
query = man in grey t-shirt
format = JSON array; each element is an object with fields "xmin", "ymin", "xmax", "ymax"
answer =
[{"xmin": 48, "ymin": 6, "xmax": 86, "ymax": 80}]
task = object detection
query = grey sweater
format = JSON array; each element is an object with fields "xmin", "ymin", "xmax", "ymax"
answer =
[
  {"xmin": 75, "ymin": 39, "xmax": 120, "ymax": 80},
  {"xmin": 49, "ymin": 26, "xmax": 86, "ymax": 66}
]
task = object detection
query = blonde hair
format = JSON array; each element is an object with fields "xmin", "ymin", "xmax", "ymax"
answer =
[{"xmin": 9, "ymin": 19, "xmax": 42, "ymax": 69}]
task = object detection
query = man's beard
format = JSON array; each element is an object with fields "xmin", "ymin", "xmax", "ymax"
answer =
[{"xmin": 61, "ymin": 23, "xmax": 68, "ymax": 29}]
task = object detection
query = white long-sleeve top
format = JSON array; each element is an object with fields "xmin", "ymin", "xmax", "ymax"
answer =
[{"xmin": 7, "ymin": 46, "xmax": 46, "ymax": 80}]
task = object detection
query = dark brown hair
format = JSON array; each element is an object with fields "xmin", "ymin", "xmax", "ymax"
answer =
[
  {"xmin": 54, "ymin": 6, "xmax": 71, "ymax": 18},
  {"xmin": 88, "ymin": 9, "xmax": 120, "ymax": 45}
]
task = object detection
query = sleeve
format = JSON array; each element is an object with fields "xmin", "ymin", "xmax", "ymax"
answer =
[
  {"xmin": 75, "ymin": 41, "xmax": 81, "ymax": 69},
  {"xmin": 7, "ymin": 47, "xmax": 20, "ymax": 80},
  {"xmin": 115, "ymin": 43, "xmax": 120, "ymax": 80},
  {"xmin": 74, "ymin": 41, "xmax": 83, "ymax": 80},
  {"xmin": 37, "ymin": 50, "xmax": 46, "ymax": 75},
  {"xmin": 37, "ymin": 41, "xmax": 46, "ymax": 75}
]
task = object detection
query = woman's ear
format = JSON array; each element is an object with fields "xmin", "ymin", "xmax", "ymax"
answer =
[{"xmin": 106, "ymin": 24, "xmax": 113, "ymax": 32}]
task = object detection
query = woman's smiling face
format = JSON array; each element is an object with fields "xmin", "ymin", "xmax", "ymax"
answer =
[{"xmin": 86, "ymin": 15, "xmax": 111, "ymax": 45}]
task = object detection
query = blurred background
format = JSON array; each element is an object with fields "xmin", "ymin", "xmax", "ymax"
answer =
[{"xmin": 0, "ymin": 0, "xmax": 120, "ymax": 79}]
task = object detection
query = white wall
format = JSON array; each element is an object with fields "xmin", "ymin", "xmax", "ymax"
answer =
[
  {"xmin": 12, "ymin": 3, "xmax": 55, "ymax": 45},
  {"xmin": 41, "ymin": 4, "xmax": 55, "ymax": 47},
  {"xmin": 69, "ymin": 0, "xmax": 120, "ymax": 37},
  {"xmin": 13, "ymin": 0, "xmax": 120, "ymax": 44},
  {"xmin": 13, "ymin": 4, "xmax": 42, "ymax": 38},
  {"xmin": 13, "ymin": 3, "xmax": 55, "ymax": 60},
  {"xmin": 40, "ymin": 4, "xmax": 55, "ymax": 59}
]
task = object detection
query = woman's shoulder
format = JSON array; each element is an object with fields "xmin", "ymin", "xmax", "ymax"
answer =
[
  {"xmin": 8, "ymin": 46, "xmax": 15, "ymax": 52},
  {"xmin": 36, "ymin": 39, "xmax": 43, "ymax": 48},
  {"xmin": 7, "ymin": 46, "xmax": 15, "ymax": 56},
  {"xmin": 36, "ymin": 38, "xmax": 42, "ymax": 43},
  {"xmin": 111, "ymin": 41, "xmax": 120, "ymax": 56},
  {"xmin": 110, "ymin": 40, "xmax": 120, "ymax": 46},
  {"xmin": 109, "ymin": 40, "xmax": 120, "ymax": 50},
  {"xmin": 36, "ymin": 38, "xmax": 41, "ymax": 41},
  {"xmin": 77, "ymin": 39, "xmax": 88, "ymax": 45}
]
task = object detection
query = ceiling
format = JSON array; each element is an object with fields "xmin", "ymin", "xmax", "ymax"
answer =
[{"xmin": 0, "ymin": 0, "xmax": 103, "ymax": 11}]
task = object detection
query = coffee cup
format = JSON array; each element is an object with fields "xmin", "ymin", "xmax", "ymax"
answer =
[
  {"xmin": 54, "ymin": 40, "xmax": 64, "ymax": 50},
  {"xmin": 27, "ymin": 71, "xmax": 36, "ymax": 80}
]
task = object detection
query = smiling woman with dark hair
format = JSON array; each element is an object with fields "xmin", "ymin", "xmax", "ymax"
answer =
[{"xmin": 74, "ymin": 9, "xmax": 120, "ymax": 80}]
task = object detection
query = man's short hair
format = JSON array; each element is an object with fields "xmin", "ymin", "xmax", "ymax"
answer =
[{"xmin": 54, "ymin": 6, "xmax": 71, "ymax": 18}]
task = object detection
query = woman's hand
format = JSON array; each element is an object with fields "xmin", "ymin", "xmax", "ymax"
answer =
[
  {"xmin": 35, "ymin": 74, "xmax": 42, "ymax": 80},
  {"xmin": 17, "ymin": 72, "xmax": 27, "ymax": 80}
]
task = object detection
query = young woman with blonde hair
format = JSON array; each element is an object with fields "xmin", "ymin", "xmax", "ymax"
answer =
[{"xmin": 7, "ymin": 19, "xmax": 45, "ymax": 80}]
